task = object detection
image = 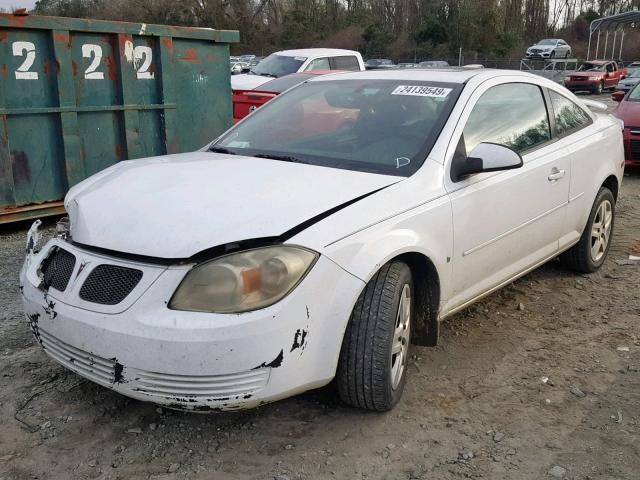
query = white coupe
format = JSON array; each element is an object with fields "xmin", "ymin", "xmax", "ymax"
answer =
[{"xmin": 21, "ymin": 69, "xmax": 624, "ymax": 412}]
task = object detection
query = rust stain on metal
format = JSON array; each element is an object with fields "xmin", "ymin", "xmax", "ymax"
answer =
[
  {"xmin": 160, "ymin": 38, "xmax": 173, "ymax": 50},
  {"xmin": 72, "ymin": 60, "xmax": 78, "ymax": 77},
  {"xmin": 1, "ymin": 64, "xmax": 5, "ymax": 81},
  {"xmin": 181, "ymin": 48, "xmax": 199, "ymax": 63},
  {"xmin": 0, "ymin": 31, "xmax": 8, "ymax": 42},
  {"xmin": 43, "ymin": 59, "xmax": 49, "ymax": 75},
  {"xmin": 114, "ymin": 143, "xmax": 121, "ymax": 158},
  {"xmin": 53, "ymin": 33, "xmax": 67, "ymax": 43},
  {"xmin": 106, "ymin": 55, "xmax": 117, "ymax": 81},
  {"xmin": 79, "ymin": 147, "xmax": 85, "ymax": 161},
  {"xmin": 7, "ymin": 13, "xmax": 27, "ymax": 27},
  {"xmin": 11, "ymin": 151, "xmax": 31, "ymax": 185}
]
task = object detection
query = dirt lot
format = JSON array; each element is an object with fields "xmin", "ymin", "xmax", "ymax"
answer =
[{"xmin": 1, "ymin": 101, "xmax": 640, "ymax": 480}]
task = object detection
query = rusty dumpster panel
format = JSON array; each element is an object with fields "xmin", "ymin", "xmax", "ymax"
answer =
[{"xmin": 0, "ymin": 13, "xmax": 238, "ymax": 223}]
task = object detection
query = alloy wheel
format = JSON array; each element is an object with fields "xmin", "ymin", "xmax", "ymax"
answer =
[
  {"xmin": 390, "ymin": 284, "xmax": 411, "ymax": 390},
  {"xmin": 590, "ymin": 199, "xmax": 613, "ymax": 262}
]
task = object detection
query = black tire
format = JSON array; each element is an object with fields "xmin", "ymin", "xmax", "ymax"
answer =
[
  {"xmin": 565, "ymin": 50, "xmax": 570, "ymax": 58},
  {"xmin": 337, "ymin": 261, "xmax": 413, "ymax": 411},
  {"xmin": 595, "ymin": 81, "xmax": 604, "ymax": 95},
  {"xmin": 560, "ymin": 187, "xmax": 615, "ymax": 273},
  {"xmin": 550, "ymin": 50, "xmax": 556, "ymax": 58}
]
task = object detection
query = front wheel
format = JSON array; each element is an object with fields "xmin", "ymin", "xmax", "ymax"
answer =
[
  {"xmin": 560, "ymin": 187, "xmax": 615, "ymax": 273},
  {"xmin": 595, "ymin": 81, "xmax": 604, "ymax": 95},
  {"xmin": 337, "ymin": 261, "xmax": 413, "ymax": 411}
]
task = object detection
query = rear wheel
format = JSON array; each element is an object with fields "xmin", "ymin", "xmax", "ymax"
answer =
[
  {"xmin": 560, "ymin": 187, "xmax": 615, "ymax": 273},
  {"xmin": 337, "ymin": 261, "xmax": 412, "ymax": 411}
]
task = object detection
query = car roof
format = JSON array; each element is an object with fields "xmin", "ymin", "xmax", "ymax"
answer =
[
  {"xmin": 586, "ymin": 60, "xmax": 612, "ymax": 64},
  {"xmin": 274, "ymin": 48, "xmax": 361, "ymax": 58},
  {"xmin": 305, "ymin": 68, "xmax": 518, "ymax": 84}
]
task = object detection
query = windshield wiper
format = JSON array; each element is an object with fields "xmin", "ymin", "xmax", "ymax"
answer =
[
  {"xmin": 253, "ymin": 153, "xmax": 309, "ymax": 164},
  {"xmin": 209, "ymin": 146, "xmax": 237, "ymax": 155}
]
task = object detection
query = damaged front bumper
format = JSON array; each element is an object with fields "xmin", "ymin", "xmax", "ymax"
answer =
[{"xmin": 20, "ymin": 229, "xmax": 364, "ymax": 411}]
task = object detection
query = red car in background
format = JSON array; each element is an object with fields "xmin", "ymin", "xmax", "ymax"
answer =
[
  {"xmin": 564, "ymin": 60, "xmax": 627, "ymax": 95},
  {"xmin": 233, "ymin": 70, "xmax": 338, "ymax": 123},
  {"xmin": 612, "ymin": 85, "xmax": 640, "ymax": 167}
]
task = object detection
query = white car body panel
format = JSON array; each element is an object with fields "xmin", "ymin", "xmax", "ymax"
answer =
[
  {"xmin": 231, "ymin": 48, "xmax": 364, "ymax": 91},
  {"xmin": 21, "ymin": 69, "xmax": 624, "ymax": 411}
]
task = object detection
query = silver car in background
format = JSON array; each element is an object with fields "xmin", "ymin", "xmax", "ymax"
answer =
[
  {"xmin": 526, "ymin": 39, "xmax": 571, "ymax": 59},
  {"xmin": 616, "ymin": 68, "xmax": 640, "ymax": 91}
]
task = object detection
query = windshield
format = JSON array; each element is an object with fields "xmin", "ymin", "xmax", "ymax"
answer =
[
  {"xmin": 538, "ymin": 39, "xmax": 557, "ymax": 46},
  {"xmin": 578, "ymin": 62, "xmax": 606, "ymax": 72},
  {"xmin": 627, "ymin": 83, "xmax": 640, "ymax": 101},
  {"xmin": 212, "ymin": 80, "xmax": 462, "ymax": 176},
  {"xmin": 250, "ymin": 54, "xmax": 305, "ymax": 78}
]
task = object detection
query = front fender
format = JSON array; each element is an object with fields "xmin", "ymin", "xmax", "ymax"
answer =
[{"xmin": 322, "ymin": 194, "xmax": 453, "ymax": 311}]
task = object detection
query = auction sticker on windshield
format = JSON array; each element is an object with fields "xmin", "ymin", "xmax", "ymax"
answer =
[{"xmin": 391, "ymin": 85, "xmax": 452, "ymax": 97}]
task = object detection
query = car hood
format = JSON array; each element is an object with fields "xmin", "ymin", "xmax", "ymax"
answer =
[
  {"xmin": 65, "ymin": 152, "xmax": 401, "ymax": 259},
  {"xmin": 620, "ymin": 78, "xmax": 640, "ymax": 85},
  {"xmin": 613, "ymin": 100, "xmax": 640, "ymax": 126},
  {"xmin": 231, "ymin": 74, "xmax": 272, "ymax": 91},
  {"xmin": 569, "ymin": 71, "xmax": 604, "ymax": 78}
]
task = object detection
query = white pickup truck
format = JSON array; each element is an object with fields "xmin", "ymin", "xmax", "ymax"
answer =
[{"xmin": 231, "ymin": 48, "xmax": 365, "ymax": 91}]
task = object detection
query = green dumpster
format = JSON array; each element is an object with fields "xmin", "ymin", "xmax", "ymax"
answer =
[{"xmin": 0, "ymin": 13, "xmax": 238, "ymax": 223}]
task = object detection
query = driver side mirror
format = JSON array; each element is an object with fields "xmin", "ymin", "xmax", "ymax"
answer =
[
  {"xmin": 451, "ymin": 142, "xmax": 523, "ymax": 182},
  {"xmin": 612, "ymin": 90, "xmax": 625, "ymax": 102}
]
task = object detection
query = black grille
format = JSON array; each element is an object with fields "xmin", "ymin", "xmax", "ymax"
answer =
[
  {"xmin": 41, "ymin": 248, "xmax": 76, "ymax": 292},
  {"xmin": 79, "ymin": 265, "xmax": 143, "ymax": 305},
  {"xmin": 630, "ymin": 140, "xmax": 640, "ymax": 161}
]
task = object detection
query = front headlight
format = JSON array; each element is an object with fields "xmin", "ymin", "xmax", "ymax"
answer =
[
  {"xmin": 589, "ymin": 76, "xmax": 600, "ymax": 81},
  {"xmin": 169, "ymin": 246, "xmax": 318, "ymax": 313}
]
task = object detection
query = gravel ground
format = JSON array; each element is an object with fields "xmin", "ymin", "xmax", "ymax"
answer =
[{"xmin": 1, "ymin": 95, "xmax": 639, "ymax": 480}]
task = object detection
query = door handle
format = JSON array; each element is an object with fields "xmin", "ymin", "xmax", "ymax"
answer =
[{"xmin": 548, "ymin": 168, "xmax": 566, "ymax": 182}]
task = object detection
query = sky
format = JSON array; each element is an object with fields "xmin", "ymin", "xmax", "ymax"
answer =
[{"xmin": 0, "ymin": 0, "xmax": 37, "ymax": 10}]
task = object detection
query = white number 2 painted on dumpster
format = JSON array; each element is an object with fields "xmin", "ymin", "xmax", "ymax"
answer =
[
  {"xmin": 82, "ymin": 44, "xmax": 104, "ymax": 80},
  {"xmin": 133, "ymin": 45, "xmax": 154, "ymax": 79},
  {"xmin": 124, "ymin": 40, "xmax": 154, "ymax": 79},
  {"xmin": 12, "ymin": 41, "xmax": 38, "ymax": 80}
]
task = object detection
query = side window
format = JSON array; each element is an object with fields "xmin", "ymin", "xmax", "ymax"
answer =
[
  {"xmin": 548, "ymin": 90, "xmax": 592, "ymax": 136},
  {"xmin": 462, "ymin": 83, "xmax": 551, "ymax": 155},
  {"xmin": 304, "ymin": 57, "xmax": 330, "ymax": 71},
  {"xmin": 331, "ymin": 56, "xmax": 360, "ymax": 71},
  {"xmin": 606, "ymin": 63, "xmax": 614, "ymax": 72}
]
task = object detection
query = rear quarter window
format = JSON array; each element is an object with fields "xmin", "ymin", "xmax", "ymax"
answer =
[
  {"xmin": 548, "ymin": 90, "xmax": 592, "ymax": 136},
  {"xmin": 331, "ymin": 56, "xmax": 361, "ymax": 71}
]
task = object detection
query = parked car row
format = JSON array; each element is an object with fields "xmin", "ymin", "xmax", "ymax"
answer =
[{"xmin": 364, "ymin": 59, "xmax": 450, "ymax": 70}]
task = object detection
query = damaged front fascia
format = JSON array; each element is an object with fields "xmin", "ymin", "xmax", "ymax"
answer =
[
  {"xmin": 252, "ymin": 349, "xmax": 284, "ymax": 370},
  {"xmin": 67, "ymin": 183, "xmax": 396, "ymax": 267},
  {"xmin": 290, "ymin": 329, "xmax": 308, "ymax": 352}
]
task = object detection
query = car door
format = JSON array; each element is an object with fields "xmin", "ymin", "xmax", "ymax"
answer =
[
  {"xmin": 546, "ymin": 88, "xmax": 610, "ymax": 247},
  {"xmin": 605, "ymin": 63, "xmax": 616, "ymax": 87},
  {"xmin": 442, "ymin": 79, "xmax": 571, "ymax": 312}
]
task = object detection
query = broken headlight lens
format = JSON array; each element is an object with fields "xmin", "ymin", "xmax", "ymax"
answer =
[{"xmin": 169, "ymin": 246, "xmax": 318, "ymax": 313}]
